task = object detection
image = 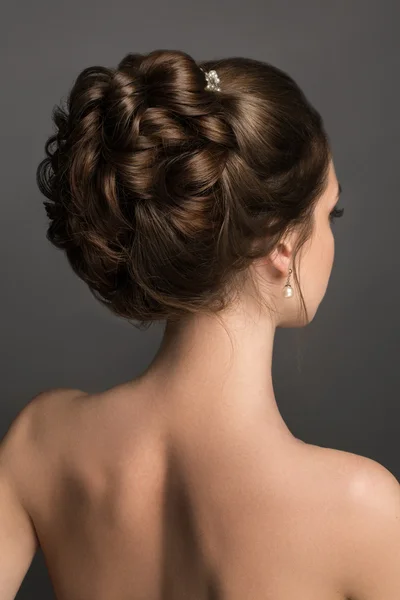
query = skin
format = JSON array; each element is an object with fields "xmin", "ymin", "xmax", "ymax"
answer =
[
  {"xmin": 1, "ymin": 157, "xmax": 400, "ymax": 600},
  {"xmin": 139, "ymin": 157, "xmax": 340, "ymax": 432}
]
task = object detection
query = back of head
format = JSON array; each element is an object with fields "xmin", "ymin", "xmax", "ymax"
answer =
[{"xmin": 36, "ymin": 49, "xmax": 331, "ymax": 329}]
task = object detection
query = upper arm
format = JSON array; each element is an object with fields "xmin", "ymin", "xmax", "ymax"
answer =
[
  {"xmin": 0, "ymin": 400, "xmax": 40, "ymax": 600},
  {"xmin": 0, "ymin": 387, "xmax": 85, "ymax": 599},
  {"xmin": 341, "ymin": 457, "xmax": 400, "ymax": 600}
]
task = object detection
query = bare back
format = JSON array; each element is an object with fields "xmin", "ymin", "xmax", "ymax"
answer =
[{"xmin": 20, "ymin": 383, "xmax": 357, "ymax": 600}]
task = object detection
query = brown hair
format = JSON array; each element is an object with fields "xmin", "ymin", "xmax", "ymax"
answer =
[{"xmin": 36, "ymin": 49, "xmax": 331, "ymax": 330}]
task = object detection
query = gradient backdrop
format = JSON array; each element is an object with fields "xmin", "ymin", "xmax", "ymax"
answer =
[{"xmin": 1, "ymin": 0, "xmax": 399, "ymax": 597}]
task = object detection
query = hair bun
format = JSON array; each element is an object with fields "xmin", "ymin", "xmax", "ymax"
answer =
[{"xmin": 36, "ymin": 50, "xmax": 330, "ymax": 328}]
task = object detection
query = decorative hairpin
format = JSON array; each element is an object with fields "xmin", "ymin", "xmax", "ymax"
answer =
[{"xmin": 200, "ymin": 67, "xmax": 221, "ymax": 92}]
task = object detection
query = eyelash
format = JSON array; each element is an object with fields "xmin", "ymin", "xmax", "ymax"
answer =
[{"xmin": 329, "ymin": 206, "xmax": 344, "ymax": 223}]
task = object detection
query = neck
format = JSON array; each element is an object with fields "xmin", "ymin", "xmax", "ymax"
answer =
[{"xmin": 138, "ymin": 306, "xmax": 295, "ymax": 442}]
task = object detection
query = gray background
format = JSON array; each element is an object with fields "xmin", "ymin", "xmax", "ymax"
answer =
[{"xmin": 1, "ymin": 0, "xmax": 399, "ymax": 597}]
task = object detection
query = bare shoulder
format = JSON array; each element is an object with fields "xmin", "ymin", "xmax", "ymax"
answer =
[
  {"xmin": 301, "ymin": 442, "xmax": 400, "ymax": 599},
  {"xmin": 337, "ymin": 449, "xmax": 400, "ymax": 598},
  {"xmin": 2, "ymin": 387, "xmax": 84, "ymax": 442},
  {"xmin": 343, "ymin": 449, "xmax": 399, "ymax": 504},
  {"xmin": 1, "ymin": 388, "xmax": 88, "ymax": 476},
  {"xmin": 27, "ymin": 386, "xmax": 89, "ymax": 412},
  {"xmin": 300, "ymin": 441, "xmax": 399, "ymax": 510},
  {"xmin": 304, "ymin": 441, "xmax": 399, "ymax": 497}
]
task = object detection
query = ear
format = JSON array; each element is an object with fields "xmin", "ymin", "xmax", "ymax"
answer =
[{"xmin": 264, "ymin": 240, "xmax": 293, "ymax": 279}]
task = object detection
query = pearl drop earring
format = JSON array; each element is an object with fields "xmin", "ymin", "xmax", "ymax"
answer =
[{"xmin": 283, "ymin": 268, "xmax": 293, "ymax": 298}]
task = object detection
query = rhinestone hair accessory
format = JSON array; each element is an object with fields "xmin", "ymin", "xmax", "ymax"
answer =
[{"xmin": 200, "ymin": 67, "xmax": 221, "ymax": 92}]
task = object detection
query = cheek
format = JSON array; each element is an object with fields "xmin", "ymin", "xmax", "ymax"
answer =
[
  {"xmin": 327, "ymin": 227, "xmax": 335, "ymax": 270},
  {"xmin": 297, "ymin": 222, "xmax": 335, "ymax": 309},
  {"xmin": 310, "ymin": 226, "xmax": 335, "ymax": 291},
  {"xmin": 318, "ymin": 228, "xmax": 335, "ymax": 298},
  {"xmin": 314, "ymin": 223, "xmax": 334, "ymax": 269}
]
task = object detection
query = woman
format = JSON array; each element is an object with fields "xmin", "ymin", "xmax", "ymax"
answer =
[{"xmin": 1, "ymin": 49, "xmax": 399, "ymax": 600}]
